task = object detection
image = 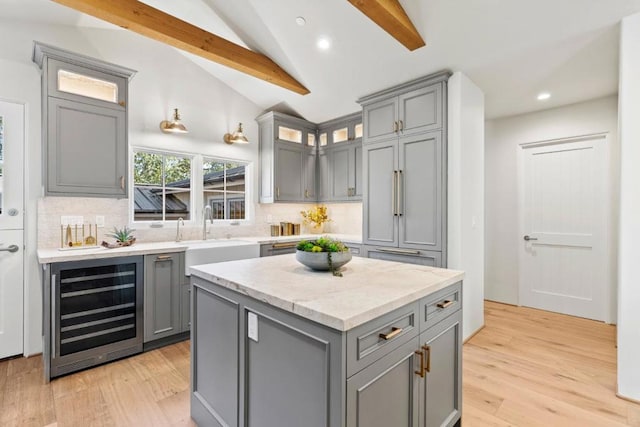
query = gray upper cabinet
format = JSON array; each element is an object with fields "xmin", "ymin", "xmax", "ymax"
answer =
[
  {"xmin": 363, "ymin": 83, "xmax": 443, "ymax": 145},
  {"xmin": 47, "ymin": 97, "xmax": 127, "ymax": 197},
  {"xmin": 257, "ymin": 111, "xmax": 316, "ymax": 203},
  {"xmin": 359, "ymin": 71, "xmax": 450, "ymax": 267},
  {"xmin": 33, "ymin": 42, "xmax": 136, "ymax": 198},
  {"xmin": 144, "ymin": 253, "xmax": 182, "ymax": 342}
]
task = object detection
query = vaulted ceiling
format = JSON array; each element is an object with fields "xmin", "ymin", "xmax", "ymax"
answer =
[{"xmin": 4, "ymin": 0, "xmax": 640, "ymax": 121}]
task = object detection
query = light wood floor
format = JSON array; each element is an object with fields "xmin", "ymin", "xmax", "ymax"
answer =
[{"xmin": 0, "ymin": 302, "xmax": 637, "ymax": 426}]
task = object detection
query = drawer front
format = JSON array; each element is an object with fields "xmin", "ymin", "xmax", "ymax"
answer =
[
  {"xmin": 260, "ymin": 242, "xmax": 298, "ymax": 257},
  {"xmin": 347, "ymin": 244, "xmax": 361, "ymax": 256},
  {"xmin": 364, "ymin": 246, "xmax": 442, "ymax": 267},
  {"xmin": 420, "ymin": 282, "xmax": 462, "ymax": 331},
  {"xmin": 346, "ymin": 302, "xmax": 419, "ymax": 377}
]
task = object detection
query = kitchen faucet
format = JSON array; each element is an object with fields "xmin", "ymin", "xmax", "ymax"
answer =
[
  {"xmin": 175, "ymin": 217, "xmax": 184, "ymax": 242},
  {"xmin": 203, "ymin": 205, "xmax": 213, "ymax": 240}
]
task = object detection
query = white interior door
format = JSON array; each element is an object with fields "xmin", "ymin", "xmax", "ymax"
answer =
[
  {"xmin": 0, "ymin": 100, "xmax": 24, "ymax": 358},
  {"xmin": 519, "ymin": 135, "xmax": 608, "ymax": 321}
]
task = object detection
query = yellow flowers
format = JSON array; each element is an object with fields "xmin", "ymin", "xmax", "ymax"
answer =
[{"xmin": 300, "ymin": 205, "xmax": 331, "ymax": 227}]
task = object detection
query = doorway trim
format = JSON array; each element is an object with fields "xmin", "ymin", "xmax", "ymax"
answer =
[{"xmin": 516, "ymin": 132, "xmax": 613, "ymax": 323}]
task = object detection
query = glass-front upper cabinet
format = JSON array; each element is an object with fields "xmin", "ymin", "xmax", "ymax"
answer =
[
  {"xmin": 46, "ymin": 58, "xmax": 129, "ymax": 111},
  {"xmin": 276, "ymin": 121, "xmax": 317, "ymax": 148},
  {"xmin": 332, "ymin": 127, "xmax": 349, "ymax": 144}
]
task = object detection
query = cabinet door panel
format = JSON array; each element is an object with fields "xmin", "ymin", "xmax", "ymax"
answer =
[
  {"xmin": 304, "ymin": 148, "xmax": 317, "ymax": 200},
  {"xmin": 399, "ymin": 132, "xmax": 442, "ymax": 251},
  {"xmin": 245, "ymin": 311, "xmax": 329, "ymax": 427},
  {"xmin": 181, "ymin": 285, "xmax": 191, "ymax": 332},
  {"xmin": 398, "ymin": 84, "xmax": 442, "ymax": 136},
  {"xmin": 364, "ymin": 98, "xmax": 398, "ymax": 144},
  {"xmin": 347, "ymin": 337, "xmax": 420, "ymax": 427},
  {"xmin": 421, "ymin": 312, "xmax": 462, "ymax": 427},
  {"xmin": 47, "ymin": 98, "xmax": 126, "ymax": 197},
  {"xmin": 363, "ymin": 141, "xmax": 398, "ymax": 246},
  {"xmin": 191, "ymin": 284, "xmax": 239, "ymax": 427},
  {"xmin": 144, "ymin": 254, "xmax": 181, "ymax": 342},
  {"xmin": 353, "ymin": 143, "xmax": 363, "ymax": 198},
  {"xmin": 331, "ymin": 145, "xmax": 351, "ymax": 200},
  {"xmin": 274, "ymin": 144, "xmax": 303, "ymax": 201}
]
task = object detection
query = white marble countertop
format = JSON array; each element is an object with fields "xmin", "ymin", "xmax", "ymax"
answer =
[
  {"xmin": 37, "ymin": 233, "xmax": 363, "ymax": 263},
  {"xmin": 37, "ymin": 241, "xmax": 189, "ymax": 264},
  {"xmin": 190, "ymin": 255, "xmax": 464, "ymax": 331}
]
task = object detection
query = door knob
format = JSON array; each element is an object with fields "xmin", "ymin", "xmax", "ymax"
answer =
[
  {"xmin": 7, "ymin": 208, "xmax": 18, "ymax": 216},
  {"xmin": 0, "ymin": 244, "xmax": 19, "ymax": 253},
  {"xmin": 523, "ymin": 235, "xmax": 538, "ymax": 241}
]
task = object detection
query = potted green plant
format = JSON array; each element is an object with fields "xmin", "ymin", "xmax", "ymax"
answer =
[
  {"xmin": 296, "ymin": 236, "xmax": 352, "ymax": 276},
  {"xmin": 101, "ymin": 226, "xmax": 136, "ymax": 248}
]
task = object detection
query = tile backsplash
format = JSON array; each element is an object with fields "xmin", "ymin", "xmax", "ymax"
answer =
[{"xmin": 37, "ymin": 197, "xmax": 362, "ymax": 249}]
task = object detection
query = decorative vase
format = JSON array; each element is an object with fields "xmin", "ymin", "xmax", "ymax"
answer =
[
  {"xmin": 309, "ymin": 223, "xmax": 324, "ymax": 234},
  {"xmin": 296, "ymin": 250, "xmax": 352, "ymax": 271}
]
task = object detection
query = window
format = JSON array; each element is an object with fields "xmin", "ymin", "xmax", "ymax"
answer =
[
  {"xmin": 57, "ymin": 69, "xmax": 119, "ymax": 103},
  {"xmin": 133, "ymin": 151, "xmax": 191, "ymax": 221},
  {"xmin": 203, "ymin": 159, "xmax": 247, "ymax": 221},
  {"xmin": 333, "ymin": 127, "xmax": 349, "ymax": 143}
]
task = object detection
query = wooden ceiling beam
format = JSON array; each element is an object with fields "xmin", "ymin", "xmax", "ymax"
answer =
[
  {"xmin": 51, "ymin": 0, "xmax": 310, "ymax": 95},
  {"xmin": 348, "ymin": 0, "xmax": 425, "ymax": 51}
]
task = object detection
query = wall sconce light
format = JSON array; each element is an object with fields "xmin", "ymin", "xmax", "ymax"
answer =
[
  {"xmin": 160, "ymin": 108, "xmax": 188, "ymax": 134},
  {"xmin": 224, "ymin": 122, "xmax": 249, "ymax": 144}
]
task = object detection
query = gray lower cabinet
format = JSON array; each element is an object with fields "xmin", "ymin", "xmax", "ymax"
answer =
[
  {"xmin": 259, "ymin": 241, "xmax": 298, "ymax": 257},
  {"xmin": 191, "ymin": 276, "xmax": 462, "ymax": 427},
  {"xmin": 144, "ymin": 252, "xmax": 183, "ymax": 342},
  {"xmin": 347, "ymin": 337, "xmax": 421, "ymax": 427},
  {"xmin": 419, "ymin": 311, "xmax": 462, "ymax": 427}
]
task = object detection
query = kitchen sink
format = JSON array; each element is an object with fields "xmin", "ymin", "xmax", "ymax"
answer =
[{"xmin": 184, "ymin": 240, "xmax": 260, "ymax": 275}]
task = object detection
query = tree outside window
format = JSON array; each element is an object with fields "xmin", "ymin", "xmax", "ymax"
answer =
[
  {"xmin": 133, "ymin": 151, "xmax": 191, "ymax": 221},
  {"xmin": 203, "ymin": 159, "xmax": 247, "ymax": 221}
]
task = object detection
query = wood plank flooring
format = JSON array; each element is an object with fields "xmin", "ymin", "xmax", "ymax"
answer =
[{"xmin": 0, "ymin": 302, "xmax": 637, "ymax": 426}]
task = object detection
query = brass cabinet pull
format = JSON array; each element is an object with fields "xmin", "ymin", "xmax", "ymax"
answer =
[
  {"xmin": 415, "ymin": 350, "xmax": 425, "ymax": 378},
  {"xmin": 119, "ymin": 100, "xmax": 126, "ymax": 107},
  {"xmin": 394, "ymin": 121, "xmax": 398, "ymax": 133},
  {"xmin": 276, "ymin": 187, "xmax": 280, "ymax": 199},
  {"xmin": 399, "ymin": 120, "xmax": 404, "ymax": 131},
  {"xmin": 120, "ymin": 176, "xmax": 125, "ymax": 190},
  {"xmin": 422, "ymin": 345, "xmax": 431, "ymax": 373},
  {"xmin": 437, "ymin": 300, "xmax": 454, "ymax": 309},
  {"xmin": 397, "ymin": 169, "xmax": 403, "ymax": 216},
  {"xmin": 156, "ymin": 255, "xmax": 172, "ymax": 261},
  {"xmin": 305, "ymin": 189, "xmax": 309, "ymax": 198},
  {"xmin": 272, "ymin": 242, "xmax": 297, "ymax": 249},
  {"xmin": 379, "ymin": 326, "xmax": 403, "ymax": 340},
  {"xmin": 375, "ymin": 247, "xmax": 421, "ymax": 255},
  {"xmin": 392, "ymin": 171, "xmax": 398, "ymax": 216}
]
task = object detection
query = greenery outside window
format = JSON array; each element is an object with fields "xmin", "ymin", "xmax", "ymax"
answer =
[
  {"xmin": 203, "ymin": 159, "xmax": 247, "ymax": 221},
  {"xmin": 133, "ymin": 151, "xmax": 192, "ymax": 221}
]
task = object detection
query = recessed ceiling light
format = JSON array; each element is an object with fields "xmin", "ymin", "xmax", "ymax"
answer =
[
  {"xmin": 295, "ymin": 16, "xmax": 306, "ymax": 26},
  {"xmin": 317, "ymin": 37, "xmax": 331, "ymax": 50},
  {"xmin": 537, "ymin": 92, "xmax": 551, "ymax": 101}
]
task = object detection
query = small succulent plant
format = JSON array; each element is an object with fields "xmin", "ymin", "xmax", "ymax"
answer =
[{"xmin": 107, "ymin": 226, "xmax": 135, "ymax": 243}]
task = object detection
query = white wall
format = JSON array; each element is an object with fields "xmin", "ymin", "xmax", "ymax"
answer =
[
  {"xmin": 485, "ymin": 96, "xmax": 619, "ymax": 322},
  {"xmin": 448, "ymin": 72, "xmax": 485, "ymax": 340},
  {"xmin": 617, "ymin": 12, "xmax": 640, "ymax": 402}
]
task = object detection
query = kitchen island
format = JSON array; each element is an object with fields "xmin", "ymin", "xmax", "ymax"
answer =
[{"xmin": 190, "ymin": 255, "xmax": 464, "ymax": 427}]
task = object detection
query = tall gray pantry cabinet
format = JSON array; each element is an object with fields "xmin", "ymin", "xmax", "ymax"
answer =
[{"xmin": 359, "ymin": 71, "xmax": 450, "ymax": 267}]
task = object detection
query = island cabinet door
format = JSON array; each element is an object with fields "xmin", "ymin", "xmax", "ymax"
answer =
[
  {"xmin": 347, "ymin": 337, "xmax": 421, "ymax": 427},
  {"xmin": 191, "ymin": 283, "xmax": 240, "ymax": 427},
  {"xmin": 419, "ymin": 312, "xmax": 462, "ymax": 427},
  {"xmin": 244, "ymin": 311, "xmax": 332, "ymax": 427}
]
